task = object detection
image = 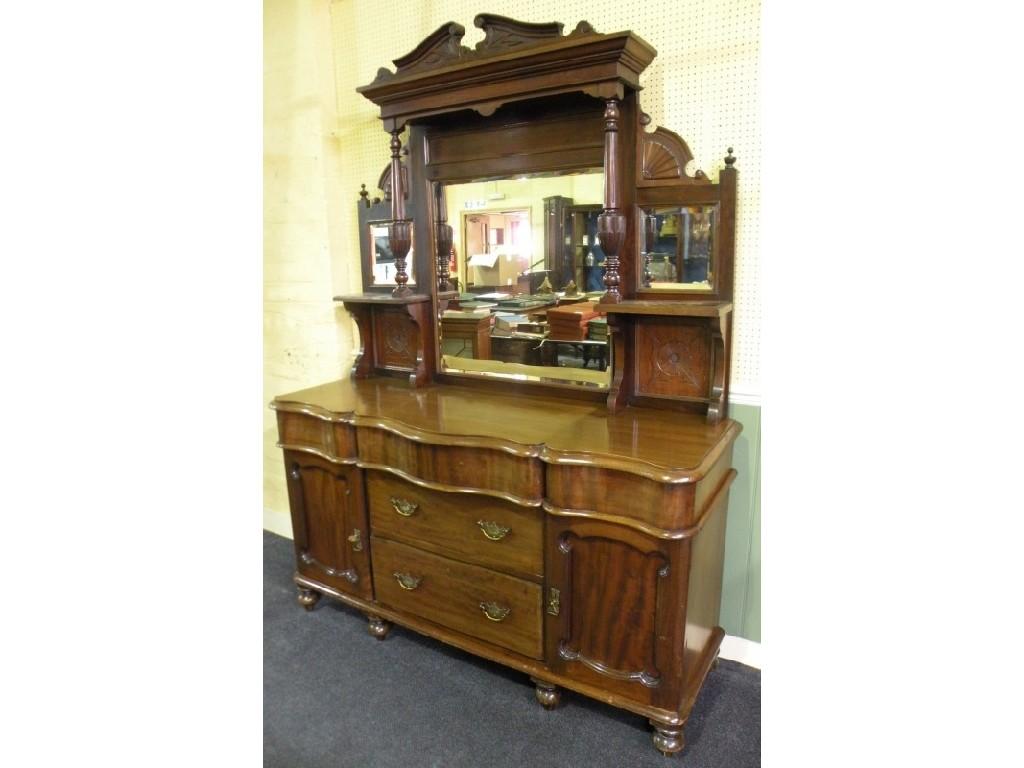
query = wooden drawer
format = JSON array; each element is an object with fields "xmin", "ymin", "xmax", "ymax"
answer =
[
  {"xmin": 356, "ymin": 426, "xmax": 543, "ymax": 504},
  {"xmin": 367, "ymin": 471, "xmax": 543, "ymax": 580},
  {"xmin": 372, "ymin": 536, "xmax": 543, "ymax": 660},
  {"xmin": 276, "ymin": 411, "xmax": 356, "ymax": 462}
]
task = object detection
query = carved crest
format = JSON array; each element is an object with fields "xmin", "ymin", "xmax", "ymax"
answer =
[
  {"xmin": 474, "ymin": 14, "xmax": 564, "ymax": 54},
  {"xmin": 639, "ymin": 126, "xmax": 709, "ymax": 185},
  {"xmin": 391, "ymin": 22, "xmax": 470, "ymax": 77},
  {"xmin": 370, "ymin": 16, "xmax": 599, "ymax": 81}
]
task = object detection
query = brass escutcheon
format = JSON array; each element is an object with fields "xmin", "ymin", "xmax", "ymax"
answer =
[
  {"xmin": 391, "ymin": 497, "xmax": 418, "ymax": 517},
  {"xmin": 393, "ymin": 572, "xmax": 422, "ymax": 590},
  {"xmin": 479, "ymin": 601, "xmax": 511, "ymax": 622},
  {"xmin": 476, "ymin": 520, "xmax": 510, "ymax": 541},
  {"xmin": 547, "ymin": 587, "xmax": 560, "ymax": 616},
  {"xmin": 347, "ymin": 528, "xmax": 363, "ymax": 552}
]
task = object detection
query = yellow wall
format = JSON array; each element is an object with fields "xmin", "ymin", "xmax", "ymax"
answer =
[{"xmin": 263, "ymin": 0, "xmax": 761, "ymax": 533}]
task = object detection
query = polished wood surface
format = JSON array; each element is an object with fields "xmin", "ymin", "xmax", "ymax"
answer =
[
  {"xmin": 273, "ymin": 376, "xmax": 739, "ymax": 482},
  {"xmin": 371, "ymin": 536, "xmax": 544, "ymax": 659},
  {"xmin": 357, "ymin": 17, "xmax": 656, "ymax": 132},
  {"xmin": 275, "ymin": 13, "xmax": 745, "ymax": 758},
  {"xmin": 366, "ymin": 470, "xmax": 544, "ymax": 580},
  {"xmin": 284, "ymin": 451, "xmax": 372, "ymax": 599},
  {"xmin": 356, "ymin": 425, "xmax": 544, "ymax": 503}
]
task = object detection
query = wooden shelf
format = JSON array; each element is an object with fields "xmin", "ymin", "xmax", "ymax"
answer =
[{"xmin": 602, "ymin": 300, "xmax": 732, "ymax": 318}]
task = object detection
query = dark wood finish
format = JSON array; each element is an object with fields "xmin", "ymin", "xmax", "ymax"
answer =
[
  {"xmin": 358, "ymin": 20, "xmax": 655, "ymax": 131},
  {"xmin": 638, "ymin": 124, "xmax": 709, "ymax": 187},
  {"xmin": 274, "ymin": 15, "xmax": 744, "ymax": 757},
  {"xmin": 356, "ymin": 424, "xmax": 544, "ymax": 504},
  {"xmin": 297, "ymin": 587, "xmax": 320, "ymax": 611},
  {"xmin": 273, "ymin": 377, "xmax": 738, "ymax": 482},
  {"xmin": 602, "ymin": 301, "xmax": 733, "ymax": 422},
  {"xmin": 434, "ymin": 182, "xmax": 453, "ymax": 292},
  {"xmin": 387, "ymin": 130, "xmax": 413, "ymax": 297},
  {"xmin": 371, "ymin": 536, "xmax": 544, "ymax": 659},
  {"xmin": 651, "ymin": 721, "xmax": 685, "ymax": 756},
  {"xmin": 424, "ymin": 104, "xmax": 605, "ymax": 182},
  {"xmin": 336, "ymin": 293, "xmax": 434, "ymax": 387},
  {"xmin": 276, "ymin": 411, "xmax": 357, "ymax": 463},
  {"xmin": 367, "ymin": 614, "xmax": 392, "ymax": 639},
  {"xmin": 283, "ymin": 450, "xmax": 372, "ymax": 599},
  {"xmin": 366, "ymin": 470, "xmax": 544, "ymax": 580},
  {"xmin": 635, "ymin": 147, "xmax": 737, "ymax": 304},
  {"xmin": 531, "ymin": 678, "xmax": 561, "ymax": 709}
]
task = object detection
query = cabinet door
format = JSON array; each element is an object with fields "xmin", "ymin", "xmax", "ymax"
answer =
[
  {"xmin": 284, "ymin": 451, "xmax": 372, "ymax": 600},
  {"xmin": 544, "ymin": 517, "xmax": 685, "ymax": 709}
]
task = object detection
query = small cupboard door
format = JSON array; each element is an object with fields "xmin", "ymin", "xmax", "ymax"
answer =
[
  {"xmin": 544, "ymin": 517, "xmax": 685, "ymax": 709},
  {"xmin": 283, "ymin": 451, "xmax": 372, "ymax": 599}
]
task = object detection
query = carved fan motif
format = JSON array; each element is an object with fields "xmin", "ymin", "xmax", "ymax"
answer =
[{"xmin": 639, "ymin": 127, "xmax": 709, "ymax": 184}]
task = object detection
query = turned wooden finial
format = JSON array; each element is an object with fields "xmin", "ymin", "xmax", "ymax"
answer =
[
  {"xmin": 725, "ymin": 147, "xmax": 736, "ymax": 166},
  {"xmin": 359, "ymin": 184, "xmax": 369, "ymax": 207}
]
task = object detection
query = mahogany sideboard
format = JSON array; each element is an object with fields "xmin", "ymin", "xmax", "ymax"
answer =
[
  {"xmin": 273, "ymin": 377, "xmax": 739, "ymax": 755},
  {"xmin": 271, "ymin": 14, "xmax": 744, "ymax": 757}
]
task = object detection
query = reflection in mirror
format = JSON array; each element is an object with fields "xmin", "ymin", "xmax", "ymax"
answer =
[
  {"xmin": 641, "ymin": 205, "xmax": 717, "ymax": 291},
  {"xmin": 368, "ymin": 221, "xmax": 415, "ymax": 286},
  {"xmin": 438, "ymin": 170, "xmax": 611, "ymax": 389}
]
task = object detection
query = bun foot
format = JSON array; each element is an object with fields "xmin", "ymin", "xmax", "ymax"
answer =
[
  {"xmin": 367, "ymin": 615, "xmax": 391, "ymax": 640},
  {"xmin": 297, "ymin": 587, "xmax": 320, "ymax": 611},
  {"xmin": 531, "ymin": 678, "xmax": 561, "ymax": 709},
  {"xmin": 650, "ymin": 721, "xmax": 685, "ymax": 756}
]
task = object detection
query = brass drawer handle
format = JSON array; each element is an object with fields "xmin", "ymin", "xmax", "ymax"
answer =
[
  {"xmin": 479, "ymin": 601, "xmax": 510, "ymax": 622},
  {"xmin": 391, "ymin": 497, "xmax": 418, "ymax": 517},
  {"xmin": 347, "ymin": 528, "xmax": 363, "ymax": 552},
  {"xmin": 393, "ymin": 571, "xmax": 422, "ymax": 590},
  {"xmin": 477, "ymin": 520, "xmax": 510, "ymax": 541}
]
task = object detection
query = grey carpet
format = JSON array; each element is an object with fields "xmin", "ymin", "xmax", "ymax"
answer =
[{"xmin": 264, "ymin": 531, "xmax": 760, "ymax": 767}]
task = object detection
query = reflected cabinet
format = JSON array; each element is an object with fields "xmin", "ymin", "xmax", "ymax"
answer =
[{"xmin": 275, "ymin": 14, "xmax": 742, "ymax": 758}]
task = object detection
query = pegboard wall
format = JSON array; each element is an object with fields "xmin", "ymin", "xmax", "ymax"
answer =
[{"xmin": 327, "ymin": 0, "xmax": 761, "ymax": 395}]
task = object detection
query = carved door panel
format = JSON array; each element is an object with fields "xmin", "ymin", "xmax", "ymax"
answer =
[
  {"xmin": 284, "ymin": 451, "xmax": 372, "ymax": 600},
  {"xmin": 545, "ymin": 517, "xmax": 685, "ymax": 709}
]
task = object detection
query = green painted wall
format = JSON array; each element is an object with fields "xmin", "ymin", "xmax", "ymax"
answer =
[{"xmin": 719, "ymin": 402, "xmax": 761, "ymax": 642}]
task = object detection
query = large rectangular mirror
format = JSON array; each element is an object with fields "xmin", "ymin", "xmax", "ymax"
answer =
[{"xmin": 437, "ymin": 170, "xmax": 611, "ymax": 389}]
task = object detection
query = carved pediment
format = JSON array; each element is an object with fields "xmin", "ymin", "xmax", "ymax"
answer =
[
  {"xmin": 391, "ymin": 22, "xmax": 471, "ymax": 78},
  {"xmin": 639, "ymin": 126, "xmax": 709, "ymax": 185},
  {"xmin": 473, "ymin": 14, "xmax": 564, "ymax": 54},
  {"xmin": 371, "ymin": 16, "xmax": 599, "ymax": 82}
]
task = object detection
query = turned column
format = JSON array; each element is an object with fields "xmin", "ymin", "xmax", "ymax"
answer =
[
  {"xmin": 387, "ymin": 129, "xmax": 413, "ymax": 298},
  {"xmin": 597, "ymin": 98, "xmax": 626, "ymax": 304},
  {"xmin": 434, "ymin": 182, "xmax": 453, "ymax": 292}
]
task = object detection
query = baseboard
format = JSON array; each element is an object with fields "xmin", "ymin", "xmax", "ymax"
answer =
[
  {"xmin": 728, "ymin": 391, "xmax": 761, "ymax": 407},
  {"xmin": 719, "ymin": 634, "xmax": 761, "ymax": 669},
  {"xmin": 263, "ymin": 508, "xmax": 293, "ymax": 539}
]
